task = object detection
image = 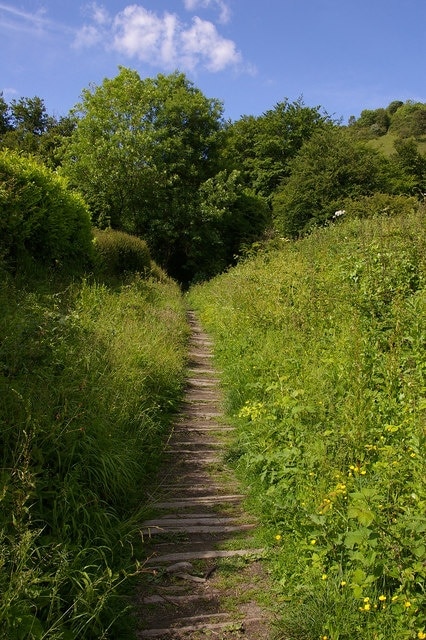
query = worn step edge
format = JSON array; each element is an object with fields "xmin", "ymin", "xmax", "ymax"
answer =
[
  {"xmin": 141, "ymin": 524, "xmax": 256, "ymax": 535},
  {"xmin": 153, "ymin": 495, "xmax": 244, "ymax": 508},
  {"xmin": 139, "ymin": 617, "xmax": 264, "ymax": 638},
  {"xmin": 145, "ymin": 548, "xmax": 265, "ymax": 564},
  {"xmin": 139, "ymin": 619, "xmax": 241, "ymax": 638},
  {"xmin": 143, "ymin": 516, "xmax": 249, "ymax": 527},
  {"xmin": 143, "ymin": 593, "xmax": 215, "ymax": 605}
]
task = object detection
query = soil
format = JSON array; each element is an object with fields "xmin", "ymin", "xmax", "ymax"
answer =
[{"xmin": 132, "ymin": 310, "xmax": 278, "ymax": 639}]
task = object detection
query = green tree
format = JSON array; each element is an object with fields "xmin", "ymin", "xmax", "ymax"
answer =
[
  {"xmin": 223, "ymin": 99, "xmax": 328, "ymax": 201},
  {"xmin": 0, "ymin": 93, "xmax": 11, "ymax": 134},
  {"xmin": 272, "ymin": 126, "xmax": 405, "ymax": 237},
  {"xmin": 392, "ymin": 137, "xmax": 426, "ymax": 195},
  {"xmin": 0, "ymin": 95, "xmax": 71, "ymax": 161},
  {"xmin": 350, "ymin": 107, "xmax": 390, "ymax": 137},
  {"xmin": 389, "ymin": 101, "xmax": 426, "ymax": 138},
  {"xmin": 61, "ymin": 68, "xmax": 226, "ymax": 281}
]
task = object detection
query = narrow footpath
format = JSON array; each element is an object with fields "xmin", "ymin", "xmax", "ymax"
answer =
[{"xmin": 133, "ymin": 311, "xmax": 274, "ymax": 639}]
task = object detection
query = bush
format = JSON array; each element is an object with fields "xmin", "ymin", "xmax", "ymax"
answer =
[
  {"xmin": 343, "ymin": 193, "xmax": 419, "ymax": 220},
  {"xmin": 0, "ymin": 149, "xmax": 93, "ymax": 272},
  {"xmin": 92, "ymin": 228, "xmax": 151, "ymax": 277}
]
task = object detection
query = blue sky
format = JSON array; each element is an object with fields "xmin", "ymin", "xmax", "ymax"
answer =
[{"xmin": 1, "ymin": 0, "xmax": 425, "ymax": 124}]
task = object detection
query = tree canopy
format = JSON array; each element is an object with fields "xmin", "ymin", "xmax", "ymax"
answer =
[
  {"xmin": 61, "ymin": 68, "xmax": 233, "ymax": 281},
  {"xmin": 272, "ymin": 126, "xmax": 408, "ymax": 237}
]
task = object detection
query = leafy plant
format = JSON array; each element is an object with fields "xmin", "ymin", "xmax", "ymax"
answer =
[
  {"xmin": 189, "ymin": 206, "xmax": 426, "ymax": 639},
  {"xmin": 0, "ymin": 149, "xmax": 93, "ymax": 273}
]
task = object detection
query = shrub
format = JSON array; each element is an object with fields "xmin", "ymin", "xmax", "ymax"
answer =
[
  {"xmin": 92, "ymin": 228, "xmax": 151, "ymax": 277},
  {"xmin": 343, "ymin": 193, "xmax": 419, "ymax": 220},
  {"xmin": 0, "ymin": 149, "xmax": 93, "ymax": 272}
]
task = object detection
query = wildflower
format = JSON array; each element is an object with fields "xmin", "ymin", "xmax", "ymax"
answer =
[
  {"xmin": 391, "ymin": 595, "xmax": 399, "ymax": 602},
  {"xmin": 275, "ymin": 534, "xmax": 282, "ymax": 541},
  {"xmin": 364, "ymin": 603, "xmax": 371, "ymax": 611},
  {"xmin": 340, "ymin": 581, "xmax": 347, "ymax": 587},
  {"xmin": 322, "ymin": 574, "xmax": 328, "ymax": 580},
  {"xmin": 417, "ymin": 631, "xmax": 426, "ymax": 639},
  {"xmin": 405, "ymin": 601, "xmax": 412, "ymax": 608},
  {"xmin": 378, "ymin": 595, "xmax": 386, "ymax": 602},
  {"xmin": 310, "ymin": 539, "xmax": 317, "ymax": 545}
]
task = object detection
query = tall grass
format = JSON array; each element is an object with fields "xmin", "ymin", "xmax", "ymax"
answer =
[
  {"xmin": 0, "ymin": 267, "xmax": 189, "ymax": 639},
  {"xmin": 189, "ymin": 209, "xmax": 426, "ymax": 639}
]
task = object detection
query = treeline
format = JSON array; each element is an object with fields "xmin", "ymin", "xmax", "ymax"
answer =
[{"xmin": 2, "ymin": 71, "xmax": 426, "ymax": 283}]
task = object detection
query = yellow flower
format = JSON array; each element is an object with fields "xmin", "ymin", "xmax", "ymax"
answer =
[
  {"xmin": 405, "ymin": 601, "xmax": 412, "ymax": 608},
  {"xmin": 340, "ymin": 580, "xmax": 347, "ymax": 587},
  {"xmin": 363, "ymin": 597, "xmax": 370, "ymax": 603},
  {"xmin": 310, "ymin": 539, "xmax": 317, "ymax": 545},
  {"xmin": 417, "ymin": 632, "xmax": 426, "ymax": 639},
  {"xmin": 275, "ymin": 534, "xmax": 282, "ymax": 541},
  {"xmin": 378, "ymin": 595, "xmax": 386, "ymax": 602},
  {"xmin": 322, "ymin": 574, "xmax": 327, "ymax": 580},
  {"xmin": 364, "ymin": 603, "xmax": 371, "ymax": 611}
]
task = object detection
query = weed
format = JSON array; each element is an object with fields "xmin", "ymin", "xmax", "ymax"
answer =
[{"xmin": 188, "ymin": 207, "xmax": 426, "ymax": 638}]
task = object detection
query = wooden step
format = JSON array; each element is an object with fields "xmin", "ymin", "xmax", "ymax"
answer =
[
  {"xmin": 153, "ymin": 495, "xmax": 244, "ymax": 508},
  {"xmin": 145, "ymin": 548, "xmax": 265, "ymax": 564}
]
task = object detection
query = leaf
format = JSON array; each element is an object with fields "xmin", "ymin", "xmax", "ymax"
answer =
[
  {"xmin": 347, "ymin": 505, "xmax": 375, "ymax": 526},
  {"xmin": 344, "ymin": 528, "xmax": 370, "ymax": 549},
  {"xmin": 352, "ymin": 568, "xmax": 366, "ymax": 585},
  {"xmin": 16, "ymin": 615, "xmax": 44, "ymax": 640}
]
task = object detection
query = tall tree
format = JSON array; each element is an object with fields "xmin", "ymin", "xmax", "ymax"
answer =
[
  {"xmin": 223, "ymin": 99, "xmax": 329, "ymax": 201},
  {"xmin": 273, "ymin": 125, "xmax": 405, "ymax": 237},
  {"xmin": 0, "ymin": 93, "xmax": 11, "ymax": 134},
  {"xmin": 61, "ymin": 68, "xmax": 226, "ymax": 280}
]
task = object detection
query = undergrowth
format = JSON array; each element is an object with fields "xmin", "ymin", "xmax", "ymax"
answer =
[
  {"xmin": 188, "ymin": 209, "xmax": 426, "ymax": 640},
  {"xmin": 0, "ymin": 267, "xmax": 189, "ymax": 639}
]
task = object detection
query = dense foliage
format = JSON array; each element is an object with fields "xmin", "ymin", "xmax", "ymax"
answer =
[
  {"xmin": 0, "ymin": 270, "xmax": 188, "ymax": 639},
  {"xmin": 92, "ymin": 228, "xmax": 152, "ymax": 278},
  {"xmin": 60, "ymin": 68, "xmax": 257, "ymax": 282},
  {"xmin": 0, "ymin": 149, "xmax": 93, "ymax": 272},
  {"xmin": 189, "ymin": 207, "xmax": 426, "ymax": 639},
  {"xmin": 2, "ymin": 73, "xmax": 426, "ymax": 638}
]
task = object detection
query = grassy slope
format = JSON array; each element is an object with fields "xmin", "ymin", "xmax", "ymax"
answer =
[
  {"xmin": 189, "ymin": 210, "xmax": 426, "ymax": 640},
  {"xmin": 0, "ymin": 270, "xmax": 189, "ymax": 639},
  {"xmin": 367, "ymin": 131, "xmax": 426, "ymax": 156}
]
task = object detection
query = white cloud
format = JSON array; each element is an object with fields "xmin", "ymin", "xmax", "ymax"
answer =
[
  {"xmin": 112, "ymin": 6, "xmax": 178, "ymax": 67},
  {"xmin": 89, "ymin": 2, "xmax": 110, "ymax": 26},
  {"xmin": 182, "ymin": 17, "xmax": 240, "ymax": 71},
  {"xmin": 74, "ymin": 3, "xmax": 242, "ymax": 73},
  {"xmin": 183, "ymin": 0, "xmax": 231, "ymax": 24},
  {"xmin": 73, "ymin": 23, "xmax": 103, "ymax": 48},
  {"xmin": 0, "ymin": 2, "xmax": 71, "ymax": 36}
]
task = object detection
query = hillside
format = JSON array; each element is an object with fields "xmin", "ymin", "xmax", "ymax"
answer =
[{"xmin": 189, "ymin": 208, "xmax": 426, "ymax": 639}]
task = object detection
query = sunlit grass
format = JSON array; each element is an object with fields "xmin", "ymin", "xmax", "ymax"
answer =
[
  {"xmin": 0, "ymin": 269, "xmax": 189, "ymax": 638},
  {"xmin": 189, "ymin": 208, "xmax": 426, "ymax": 639}
]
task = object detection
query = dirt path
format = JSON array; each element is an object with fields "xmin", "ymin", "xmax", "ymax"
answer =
[{"xmin": 133, "ymin": 310, "xmax": 275, "ymax": 639}]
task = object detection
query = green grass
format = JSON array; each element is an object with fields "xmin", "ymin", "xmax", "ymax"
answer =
[
  {"xmin": 188, "ymin": 208, "xmax": 426, "ymax": 640},
  {"xmin": 367, "ymin": 131, "xmax": 426, "ymax": 156},
  {"xmin": 0, "ymin": 267, "xmax": 189, "ymax": 639}
]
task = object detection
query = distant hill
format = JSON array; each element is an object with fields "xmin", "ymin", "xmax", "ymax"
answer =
[{"xmin": 348, "ymin": 100, "xmax": 426, "ymax": 156}]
